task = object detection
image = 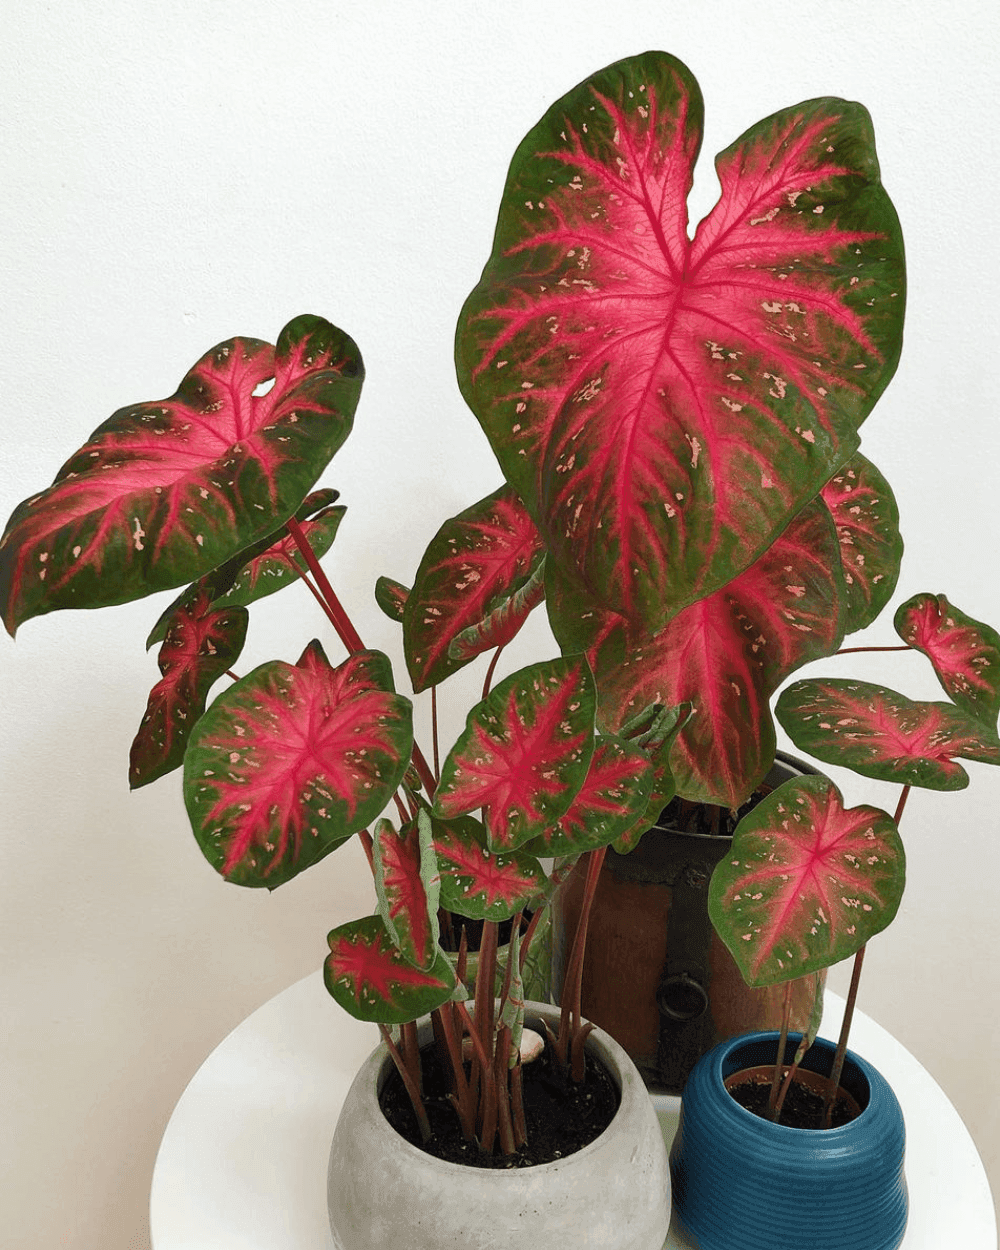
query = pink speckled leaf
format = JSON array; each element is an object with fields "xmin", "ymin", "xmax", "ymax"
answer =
[
  {"xmin": 548, "ymin": 497, "xmax": 845, "ymax": 806},
  {"xmin": 403, "ymin": 486, "xmax": 545, "ymax": 692},
  {"xmin": 820, "ymin": 453, "xmax": 901, "ymax": 633},
  {"xmin": 374, "ymin": 576, "xmax": 409, "ymax": 623},
  {"xmin": 129, "ymin": 591, "xmax": 249, "ymax": 789},
  {"xmin": 448, "ymin": 559, "xmax": 546, "ymax": 664},
  {"xmin": 522, "ymin": 734, "xmax": 653, "ymax": 856},
  {"xmin": 432, "ymin": 655, "xmax": 596, "ymax": 851},
  {"xmin": 374, "ymin": 812, "xmax": 440, "ymax": 970},
  {"xmin": 776, "ymin": 678, "xmax": 1000, "ymax": 790},
  {"xmin": 146, "ymin": 489, "xmax": 345, "ymax": 648},
  {"xmin": 183, "ymin": 641, "xmax": 412, "ymax": 888},
  {"xmin": 709, "ymin": 775, "xmax": 904, "ymax": 986},
  {"xmin": 1, "ymin": 316, "xmax": 362, "ymax": 636},
  {"xmin": 894, "ymin": 593, "xmax": 1000, "ymax": 727},
  {"xmin": 457, "ymin": 51, "xmax": 904, "ymax": 630},
  {"xmin": 432, "ymin": 813, "xmax": 549, "ymax": 922},
  {"xmin": 324, "ymin": 914, "xmax": 457, "ymax": 1025}
]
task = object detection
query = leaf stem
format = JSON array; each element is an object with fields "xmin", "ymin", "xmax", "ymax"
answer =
[
  {"xmin": 379, "ymin": 1023, "xmax": 431, "ymax": 1143},
  {"xmin": 482, "ymin": 644, "xmax": 505, "ymax": 701},
  {"xmin": 557, "ymin": 846, "xmax": 606, "ymax": 1078},
  {"xmin": 769, "ymin": 980, "xmax": 793, "ymax": 1119},
  {"xmin": 287, "ymin": 517, "xmax": 366, "ymax": 653},
  {"xmin": 431, "ymin": 685, "xmax": 440, "ymax": 781},
  {"xmin": 835, "ymin": 645, "xmax": 911, "ymax": 655},
  {"xmin": 823, "ymin": 943, "xmax": 866, "ymax": 1128}
]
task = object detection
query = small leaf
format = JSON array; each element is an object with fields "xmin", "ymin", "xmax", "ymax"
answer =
[
  {"xmin": 820, "ymin": 453, "xmax": 902, "ymax": 633},
  {"xmin": 709, "ymin": 776, "xmax": 904, "ymax": 986},
  {"xmin": 432, "ymin": 813, "xmax": 549, "ymax": 922},
  {"xmin": 447, "ymin": 558, "xmax": 546, "ymax": 663},
  {"xmin": 375, "ymin": 576, "xmax": 410, "ymax": 623},
  {"xmin": 499, "ymin": 922, "xmax": 525, "ymax": 1065},
  {"xmin": 894, "ymin": 593, "xmax": 1000, "ymax": 727},
  {"xmin": 324, "ymin": 914, "xmax": 457, "ymax": 1024},
  {"xmin": 433, "ymin": 655, "xmax": 596, "ymax": 850},
  {"xmin": 374, "ymin": 811, "xmax": 441, "ymax": 970},
  {"xmin": 2, "ymin": 316, "xmax": 363, "ymax": 636},
  {"xmin": 146, "ymin": 490, "xmax": 346, "ymax": 647},
  {"xmin": 776, "ymin": 677, "xmax": 1000, "ymax": 790},
  {"xmin": 129, "ymin": 592, "xmax": 248, "ymax": 789},
  {"xmin": 403, "ymin": 485, "xmax": 545, "ymax": 692},
  {"xmin": 183, "ymin": 642, "xmax": 412, "ymax": 888},
  {"xmin": 521, "ymin": 735, "xmax": 653, "ymax": 856},
  {"xmin": 793, "ymin": 972, "xmax": 826, "ymax": 1067}
]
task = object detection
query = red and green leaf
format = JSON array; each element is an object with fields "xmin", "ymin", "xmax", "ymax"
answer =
[
  {"xmin": 522, "ymin": 735, "xmax": 653, "ymax": 856},
  {"xmin": 183, "ymin": 642, "xmax": 412, "ymax": 888},
  {"xmin": 1, "ymin": 315, "xmax": 362, "ymax": 636},
  {"xmin": 403, "ymin": 486, "xmax": 545, "ymax": 692},
  {"xmin": 146, "ymin": 489, "xmax": 345, "ymax": 647},
  {"xmin": 894, "ymin": 593, "xmax": 1000, "ymax": 727},
  {"xmin": 324, "ymin": 914, "xmax": 457, "ymax": 1025},
  {"xmin": 457, "ymin": 51, "xmax": 905, "ymax": 632},
  {"xmin": 432, "ymin": 813, "xmax": 549, "ymax": 922},
  {"xmin": 709, "ymin": 776, "xmax": 904, "ymax": 986},
  {"xmin": 374, "ymin": 812, "xmax": 440, "ymax": 970},
  {"xmin": 432, "ymin": 655, "xmax": 596, "ymax": 850},
  {"xmin": 820, "ymin": 453, "xmax": 901, "ymax": 633},
  {"xmin": 776, "ymin": 677, "xmax": 1000, "ymax": 790},
  {"xmin": 375, "ymin": 576, "xmax": 410, "ymax": 623},
  {"xmin": 448, "ymin": 559, "xmax": 546, "ymax": 664},
  {"xmin": 549, "ymin": 498, "xmax": 845, "ymax": 806},
  {"xmin": 129, "ymin": 591, "xmax": 248, "ymax": 789}
]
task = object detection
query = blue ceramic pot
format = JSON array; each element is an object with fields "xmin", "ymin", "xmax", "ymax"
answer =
[{"xmin": 670, "ymin": 1031, "xmax": 907, "ymax": 1250}]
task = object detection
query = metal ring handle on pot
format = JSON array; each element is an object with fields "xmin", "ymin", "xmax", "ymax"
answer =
[{"xmin": 656, "ymin": 972, "xmax": 710, "ymax": 1023}]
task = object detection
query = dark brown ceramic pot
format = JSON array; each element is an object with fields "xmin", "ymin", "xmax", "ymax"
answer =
[{"xmin": 552, "ymin": 753, "xmax": 826, "ymax": 1093}]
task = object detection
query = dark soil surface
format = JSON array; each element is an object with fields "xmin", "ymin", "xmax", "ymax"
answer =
[
  {"xmin": 728, "ymin": 1074, "xmax": 858, "ymax": 1129},
  {"xmin": 379, "ymin": 1030, "xmax": 620, "ymax": 1168}
]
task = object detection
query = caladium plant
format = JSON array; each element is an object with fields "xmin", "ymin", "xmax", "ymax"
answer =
[{"xmin": 4, "ymin": 49, "xmax": 996, "ymax": 1154}]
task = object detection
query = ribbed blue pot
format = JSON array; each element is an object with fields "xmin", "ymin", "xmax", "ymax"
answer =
[{"xmin": 670, "ymin": 1031, "xmax": 907, "ymax": 1250}]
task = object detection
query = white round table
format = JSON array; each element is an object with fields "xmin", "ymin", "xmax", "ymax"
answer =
[{"xmin": 150, "ymin": 972, "xmax": 997, "ymax": 1249}]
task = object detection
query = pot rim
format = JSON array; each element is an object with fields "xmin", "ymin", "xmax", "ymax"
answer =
[
  {"xmin": 699, "ymin": 1029, "xmax": 883, "ymax": 1140},
  {"xmin": 644, "ymin": 751, "xmax": 823, "ymax": 845},
  {"xmin": 366, "ymin": 999, "xmax": 644, "ymax": 1177}
]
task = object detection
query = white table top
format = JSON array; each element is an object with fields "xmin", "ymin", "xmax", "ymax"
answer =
[{"xmin": 150, "ymin": 972, "xmax": 997, "ymax": 1250}]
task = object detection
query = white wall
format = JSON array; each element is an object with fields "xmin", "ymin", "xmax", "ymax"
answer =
[{"xmin": 2, "ymin": 2, "xmax": 997, "ymax": 1245}]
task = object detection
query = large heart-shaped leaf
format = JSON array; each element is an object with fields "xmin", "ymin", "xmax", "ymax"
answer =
[
  {"xmin": 1, "ymin": 315, "xmax": 362, "ymax": 635},
  {"xmin": 549, "ymin": 498, "xmax": 845, "ymax": 806},
  {"xmin": 432, "ymin": 655, "xmax": 596, "ymax": 850},
  {"xmin": 403, "ymin": 486, "xmax": 545, "ymax": 692},
  {"xmin": 894, "ymin": 593, "xmax": 1000, "ymax": 727},
  {"xmin": 709, "ymin": 775, "xmax": 904, "ymax": 986},
  {"xmin": 432, "ymin": 813, "xmax": 549, "ymax": 922},
  {"xmin": 129, "ymin": 591, "xmax": 249, "ymax": 789},
  {"xmin": 521, "ymin": 735, "xmax": 653, "ymax": 856},
  {"xmin": 324, "ymin": 914, "xmax": 458, "ymax": 1025},
  {"xmin": 183, "ymin": 642, "xmax": 412, "ymax": 888},
  {"xmin": 776, "ymin": 677, "xmax": 1000, "ymax": 789},
  {"xmin": 146, "ymin": 489, "xmax": 345, "ymax": 647},
  {"xmin": 820, "ymin": 453, "xmax": 901, "ymax": 633},
  {"xmin": 374, "ymin": 812, "xmax": 440, "ymax": 970},
  {"xmin": 457, "ymin": 51, "xmax": 905, "ymax": 631}
]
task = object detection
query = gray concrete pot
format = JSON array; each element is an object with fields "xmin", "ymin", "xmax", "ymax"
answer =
[{"xmin": 327, "ymin": 1000, "xmax": 671, "ymax": 1250}]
